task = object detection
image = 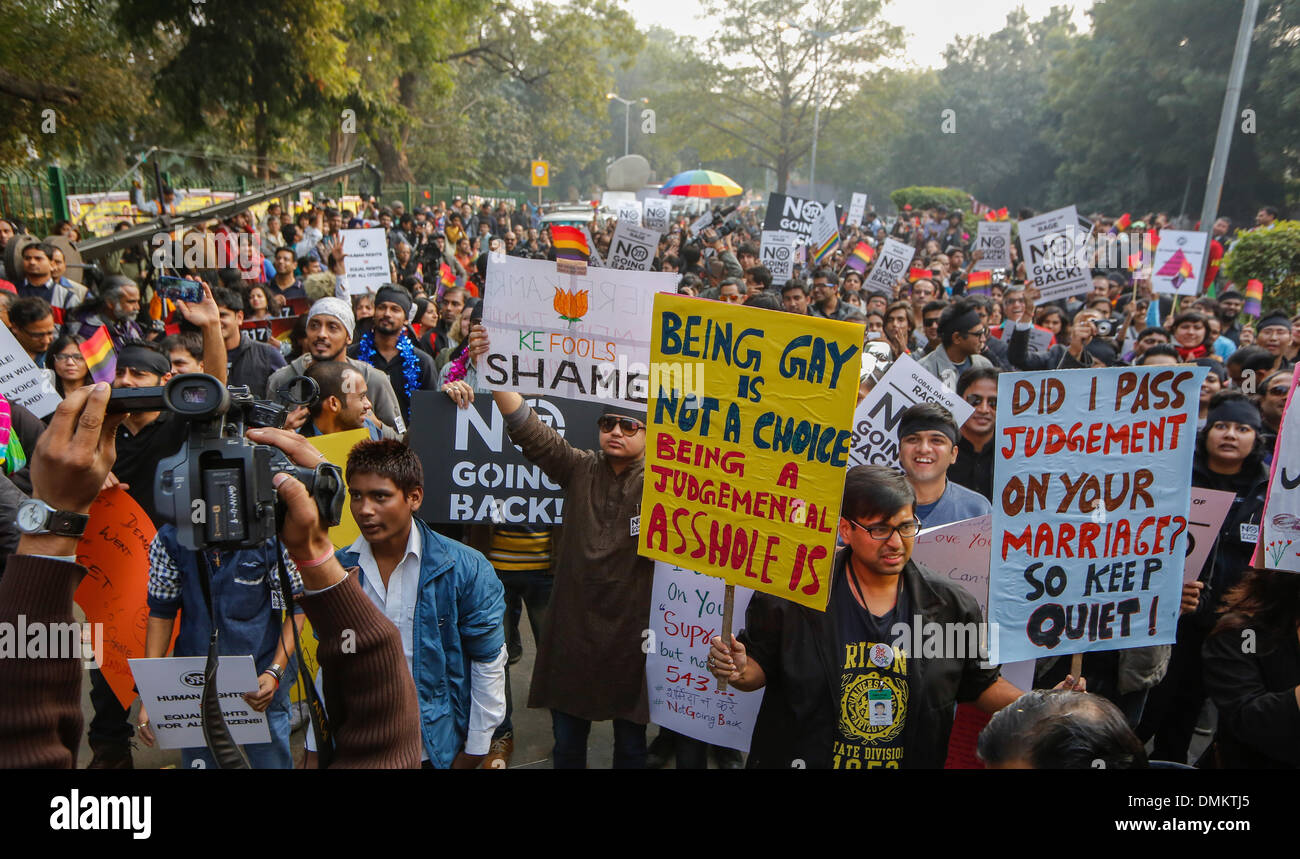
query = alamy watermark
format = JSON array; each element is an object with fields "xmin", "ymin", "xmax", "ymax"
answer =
[{"xmin": 0, "ymin": 615, "xmax": 103, "ymax": 668}]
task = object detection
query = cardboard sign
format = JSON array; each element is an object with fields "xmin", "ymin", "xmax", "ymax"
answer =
[
  {"xmin": 848, "ymin": 354, "xmax": 974, "ymax": 470},
  {"xmin": 640, "ymin": 294, "xmax": 861, "ymax": 611},
  {"xmin": 74, "ymin": 487, "xmax": 175, "ymax": 708},
  {"xmin": 616, "ymin": 200, "xmax": 643, "ymax": 225},
  {"xmin": 760, "ymin": 231, "xmax": 796, "ymax": 283},
  {"xmin": 862, "ymin": 237, "xmax": 915, "ymax": 296},
  {"xmin": 128, "ymin": 655, "xmax": 270, "ymax": 749},
  {"xmin": 642, "ymin": 198, "xmax": 671, "ymax": 233},
  {"xmin": 341, "ymin": 228, "xmax": 390, "ymax": 295},
  {"xmin": 0, "ymin": 325, "xmax": 62, "ymax": 418},
  {"xmin": 305, "ymin": 428, "xmax": 369, "ymax": 550},
  {"xmin": 646, "ymin": 562, "xmax": 764, "ymax": 752},
  {"xmin": 1253, "ymin": 365, "xmax": 1300, "ymax": 573},
  {"xmin": 989, "ymin": 366, "xmax": 1205, "ymax": 664},
  {"xmin": 974, "ymin": 221, "xmax": 1012, "ymax": 270},
  {"xmin": 848, "ymin": 192, "xmax": 868, "ymax": 227},
  {"xmin": 408, "ymin": 390, "xmax": 610, "ymax": 524},
  {"xmin": 762, "ymin": 193, "xmax": 842, "ymax": 242},
  {"xmin": 1018, "ymin": 206, "xmax": 1093, "ymax": 302},
  {"xmin": 478, "ymin": 254, "xmax": 677, "ymax": 409},
  {"xmin": 1150, "ymin": 230, "xmax": 1209, "ymax": 296},
  {"xmin": 1184, "ymin": 488, "xmax": 1237, "ymax": 583},
  {"xmin": 809, "ymin": 200, "xmax": 841, "ymax": 264},
  {"xmin": 606, "ymin": 221, "xmax": 660, "ymax": 272}
]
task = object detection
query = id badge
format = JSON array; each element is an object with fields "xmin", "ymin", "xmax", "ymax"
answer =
[
  {"xmin": 1240, "ymin": 523, "xmax": 1259, "ymax": 544},
  {"xmin": 868, "ymin": 688, "xmax": 894, "ymax": 726},
  {"xmin": 630, "ymin": 515, "xmax": 640, "ymax": 537}
]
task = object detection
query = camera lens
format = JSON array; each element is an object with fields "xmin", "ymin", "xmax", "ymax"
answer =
[{"xmin": 163, "ymin": 373, "xmax": 230, "ymax": 419}]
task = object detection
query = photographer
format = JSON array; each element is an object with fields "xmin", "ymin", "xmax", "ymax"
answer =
[{"xmin": 0, "ymin": 384, "xmax": 422, "ymax": 768}]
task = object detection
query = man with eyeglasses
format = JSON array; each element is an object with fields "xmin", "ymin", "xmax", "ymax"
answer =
[
  {"xmin": 7, "ymin": 297, "xmax": 57, "ymax": 367},
  {"xmin": 1256, "ymin": 367, "xmax": 1292, "ymax": 465},
  {"xmin": 916, "ymin": 298, "xmax": 993, "ymax": 390},
  {"xmin": 707, "ymin": 465, "xmax": 1042, "ymax": 768},
  {"xmin": 467, "ymin": 324, "xmax": 654, "ymax": 768},
  {"xmin": 949, "ymin": 367, "xmax": 999, "ymax": 501}
]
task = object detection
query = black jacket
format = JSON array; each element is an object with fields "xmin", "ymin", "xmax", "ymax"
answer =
[
  {"xmin": 950, "ymin": 434, "xmax": 994, "ymax": 500},
  {"xmin": 1007, "ymin": 325, "xmax": 1097, "ymax": 371},
  {"xmin": 1202, "ymin": 617, "xmax": 1300, "ymax": 768},
  {"xmin": 738, "ymin": 551, "xmax": 999, "ymax": 769},
  {"xmin": 1190, "ymin": 448, "xmax": 1269, "ymax": 616}
]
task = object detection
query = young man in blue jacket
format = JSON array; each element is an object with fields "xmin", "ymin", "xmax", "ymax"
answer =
[{"xmin": 335, "ymin": 439, "xmax": 507, "ymax": 768}]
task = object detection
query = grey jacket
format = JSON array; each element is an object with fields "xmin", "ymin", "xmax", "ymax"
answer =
[
  {"xmin": 916, "ymin": 345, "xmax": 992, "ymax": 390},
  {"xmin": 265, "ymin": 355, "xmax": 405, "ymax": 437}
]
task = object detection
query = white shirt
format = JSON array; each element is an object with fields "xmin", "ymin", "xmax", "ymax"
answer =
[{"xmin": 347, "ymin": 522, "xmax": 506, "ymax": 759}]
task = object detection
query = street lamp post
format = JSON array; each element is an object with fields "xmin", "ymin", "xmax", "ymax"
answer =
[
  {"xmin": 606, "ymin": 93, "xmax": 648, "ymax": 159},
  {"xmin": 779, "ymin": 21, "xmax": 865, "ymax": 196}
]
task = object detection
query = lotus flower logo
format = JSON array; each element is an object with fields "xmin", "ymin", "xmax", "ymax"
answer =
[{"xmin": 554, "ymin": 287, "xmax": 589, "ymax": 323}]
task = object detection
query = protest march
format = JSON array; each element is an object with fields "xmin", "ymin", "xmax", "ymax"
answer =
[{"xmin": 2, "ymin": 2, "xmax": 1300, "ymax": 839}]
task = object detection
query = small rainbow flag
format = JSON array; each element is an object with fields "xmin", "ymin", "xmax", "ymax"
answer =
[
  {"xmin": 966, "ymin": 270, "xmax": 992, "ymax": 295},
  {"xmin": 845, "ymin": 242, "xmax": 875, "ymax": 275},
  {"xmin": 908, "ymin": 267, "xmax": 931, "ymax": 282},
  {"xmin": 1244, "ymin": 279, "xmax": 1264, "ymax": 318},
  {"xmin": 80, "ymin": 325, "xmax": 117, "ymax": 385},
  {"xmin": 984, "ymin": 207, "xmax": 1009, "ymax": 222},
  {"xmin": 1114, "ymin": 213, "xmax": 1132, "ymax": 232},
  {"xmin": 551, "ymin": 225, "xmax": 590, "ymax": 262},
  {"xmin": 440, "ymin": 262, "xmax": 455, "ymax": 289}
]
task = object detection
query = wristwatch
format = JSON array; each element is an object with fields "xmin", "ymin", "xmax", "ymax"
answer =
[{"xmin": 16, "ymin": 499, "xmax": 90, "ymax": 538}]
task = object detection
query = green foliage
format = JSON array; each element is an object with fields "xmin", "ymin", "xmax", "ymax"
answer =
[
  {"xmin": 1221, "ymin": 222, "xmax": 1300, "ymax": 313},
  {"xmin": 889, "ymin": 186, "xmax": 971, "ymax": 213}
]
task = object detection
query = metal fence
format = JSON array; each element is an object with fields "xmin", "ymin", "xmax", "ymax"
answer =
[{"xmin": 1, "ymin": 166, "xmax": 530, "ymax": 238}]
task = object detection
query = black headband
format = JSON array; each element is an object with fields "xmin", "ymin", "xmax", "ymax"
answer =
[
  {"xmin": 117, "ymin": 345, "xmax": 171, "ymax": 377},
  {"xmin": 1206, "ymin": 398, "xmax": 1261, "ymax": 431},
  {"xmin": 1257, "ymin": 312, "xmax": 1290, "ymax": 332},
  {"xmin": 374, "ymin": 285, "xmax": 413, "ymax": 317},
  {"xmin": 898, "ymin": 414, "xmax": 958, "ymax": 446},
  {"xmin": 940, "ymin": 307, "xmax": 981, "ymax": 339}
]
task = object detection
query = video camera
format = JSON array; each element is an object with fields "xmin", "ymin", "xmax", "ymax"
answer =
[
  {"xmin": 107, "ymin": 374, "xmax": 344, "ymax": 551},
  {"xmin": 684, "ymin": 204, "xmax": 740, "ymax": 248}
]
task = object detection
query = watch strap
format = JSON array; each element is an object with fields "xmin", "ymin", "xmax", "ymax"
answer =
[{"xmin": 47, "ymin": 509, "xmax": 90, "ymax": 538}]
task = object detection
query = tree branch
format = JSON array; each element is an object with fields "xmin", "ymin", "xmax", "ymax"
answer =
[{"xmin": 0, "ymin": 69, "xmax": 81, "ymax": 105}]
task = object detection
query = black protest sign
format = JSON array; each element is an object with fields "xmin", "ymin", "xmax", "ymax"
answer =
[
  {"xmin": 410, "ymin": 390, "xmax": 617, "ymax": 524},
  {"xmin": 762, "ymin": 193, "xmax": 843, "ymax": 242}
]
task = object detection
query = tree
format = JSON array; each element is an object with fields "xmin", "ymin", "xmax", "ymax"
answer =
[
  {"xmin": 672, "ymin": 0, "xmax": 901, "ymax": 193},
  {"xmin": 1222, "ymin": 221, "xmax": 1300, "ymax": 312}
]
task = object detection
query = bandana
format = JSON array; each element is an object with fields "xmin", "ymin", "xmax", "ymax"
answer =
[
  {"xmin": 374, "ymin": 285, "xmax": 413, "ymax": 317},
  {"xmin": 308, "ymin": 297, "xmax": 355, "ymax": 340},
  {"xmin": 898, "ymin": 410, "xmax": 958, "ymax": 445},
  {"xmin": 939, "ymin": 306, "xmax": 981, "ymax": 341},
  {"xmin": 1206, "ymin": 397, "xmax": 1261, "ymax": 431},
  {"xmin": 1257, "ymin": 312, "xmax": 1290, "ymax": 332},
  {"xmin": 117, "ymin": 344, "xmax": 172, "ymax": 377}
]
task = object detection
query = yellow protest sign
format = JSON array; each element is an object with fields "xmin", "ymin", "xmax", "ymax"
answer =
[
  {"xmin": 531, "ymin": 160, "xmax": 549, "ymax": 187},
  {"xmin": 305, "ymin": 428, "xmax": 368, "ymax": 550},
  {"xmin": 639, "ymin": 294, "xmax": 862, "ymax": 611}
]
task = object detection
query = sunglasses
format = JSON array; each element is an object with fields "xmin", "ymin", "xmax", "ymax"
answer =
[
  {"xmin": 1266, "ymin": 386, "xmax": 1290, "ymax": 397},
  {"xmin": 964, "ymin": 394, "xmax": 997, "ymax": 408},
  {"xmin": 597, "ymin": 415, "xmax": 645, "ymax": 434}
]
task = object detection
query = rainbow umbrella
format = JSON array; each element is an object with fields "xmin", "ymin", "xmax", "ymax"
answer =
[{"xmin": 659, "ymin": 169, "xmax": 742, "ymax": 198}]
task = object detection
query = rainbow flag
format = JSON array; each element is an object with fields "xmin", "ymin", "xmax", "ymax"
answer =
[
  {"xmin": 440, "ymin": 262, "xmax": 455, "ymax": 289},
  {"xmin": 1244, "ymin": 279, "xmax": 1264, "ymax": 318},
  {"xmin": 551, "ymin": 225, "xmax": 590, "ymax": 262},
  {"xmin": 983, "ymin": 207, "xmax": 1009, "ymax": 222},
  {"xmin": 1114, "ymin": 212, "xmax": 1132, "ymax": 232},
  {"xmin": 908, "ymin": 267, "xmax": 931, "ymax": 282},
  {"xmin": 811, "ymin": 231, "xmax": 839, "ymax": 266},
  {"xmin": 966, "ymin": 270, "xmax": 992, "ymax": 295},
  {"xmin": 845, "ymin": 242, "xmax": 875, "ymax": 275},
  {"xmin": 80, "ymin": 325, "xmax": 117, "ymax": 385}
]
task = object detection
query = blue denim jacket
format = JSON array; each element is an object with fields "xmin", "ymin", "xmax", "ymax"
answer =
[{"xmin": 336, "ymin": 518, "xmax": 505, "ymax": 767}]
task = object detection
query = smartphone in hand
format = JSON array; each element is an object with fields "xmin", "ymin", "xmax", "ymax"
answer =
[{"xmin": 156, "ymin": 275, "xmax": 204, "ymax": 304}]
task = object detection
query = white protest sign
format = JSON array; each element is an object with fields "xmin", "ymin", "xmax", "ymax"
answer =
[
  {"xmin": 848, "ymin": 192, "xmax": 868, "ymax": 227},
  {"xmin": 479, "ymin": 254, "xmax": 677, "ymax": 408},
  {"xmin": 862, "ymin": 237, "xmax": 915, "ymax": 296},
  {"xmin": 1150, "ymin": 230, "xmax": 1209, "ymax": 296},
  {"xmin": 341, "ymin": 227, "xmax": 390, "ymax": 295},
  {"xmin": 616, "ymin": 199, "xmax": 643, "ymax": 226},
  {"xmin": 128, "ymin": 655, "xmax": 269, "ymax": 750},
  {"xmin": 809, "ymin": 200, "xmax": 841, "ymax": 262},
  {"xmin": 999, "ymin": 321, "xmax": 1055, "ymax": 354},
  {"xmin": 642, "ymin": 198, "xmax": 671, "ymax": 233},
  {"xmin": 974, "ymin": 221, "xmax": 1012, "ymax": 270},
  {"xmin": 1254, "ymin": 365, "xmax": 1300, "ymax": 573},
  {"xmin": 760, "ymin": 230, "xmax": 796, "ymax": 283},
  {"xmin": 848, "ymin": 353, "xmax": 974, "ymax": 469},
  {"xmin": 0, "ymin": 325, "xmax": 61, "ymax": 418},
  {"xmin": 1184, "ymin": 488, "xmax": 1236, "ymax": 582},
  {"xmin": 646, "ymin": 562, "xmax": 764, "ymax": 752},
  {"xmin": 607, "ymin": 221, "xmax": 659, "ymax": 271},
  {"xmin": 989, "ymin": 366, "xmax": 1205, "ymax": 664},
  {"xmin": 909, "ymin": 514, "xmax": 1035, "ymax": 682},
  {"xmin": 1018, "ymin": 205, "xmax": 1093, "ymax": 302}
]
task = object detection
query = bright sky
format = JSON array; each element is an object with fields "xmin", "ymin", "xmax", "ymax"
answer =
[{"xmin": 627, "ymin": 0, "xmax": 1094, "ymax": 69}]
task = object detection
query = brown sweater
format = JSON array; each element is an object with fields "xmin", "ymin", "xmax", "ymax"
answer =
[{"xmin": 0, "ymin": 555, "xmax": 421, "ymax": 769}]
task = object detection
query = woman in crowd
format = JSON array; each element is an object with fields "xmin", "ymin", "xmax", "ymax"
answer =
[
  {"xmin": 1170, "ymin": 310, "xmax": 1214, "ymax": 361},
  {"xmin": 1034, "ymin": 306, "xmax": 1065, "ymax": 339},
  {"xmin": 884, "ymin": 300, "xmax": 917, "ymax": 358},
  {"xmin": 45, "ymin": 334, "xmax": 91, "ymax": 396},
  {"xmin": 244, "ymin": 283, "xmax": 276, "ymax": 322}
]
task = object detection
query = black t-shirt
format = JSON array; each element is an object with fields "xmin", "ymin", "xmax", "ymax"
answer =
[
  {"xmin": 831, "ymin": 571, "xmax": 911, "ymax": 769},
  {"xmin": 348, "ymin": 340, "xmax": 435, "ymax": 423},
  {"xmin": 113, "ymin": 412, "xmax": 188, "ymax": 527}
]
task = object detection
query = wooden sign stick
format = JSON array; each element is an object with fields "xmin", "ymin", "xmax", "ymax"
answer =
[
  {"xmin": 715, "ymin": 585, "xmax": 736, "ymax": 693},
  {"xmin": 1069, "ymin": 653, "xmax": 1083, "ymax": 687}
]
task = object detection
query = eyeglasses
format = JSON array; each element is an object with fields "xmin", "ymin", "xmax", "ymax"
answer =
[
  {"xmin": 597, "ymin": 415, "xmax": 645, "ymax": 434},
  {"xmin": 962, "ymin": 328, "xmax": 988, "ymax": 340},
  {"xmin": 924, "ymin": 318, "xmax": 940, "ymax": 328},
  {"xmin": 1266, "ymin": 386, "xmax": 1290, "ymax": 397},
  {"xmin": 846, "ymin": 518, "xmax": 921, "ymax": 541},
  {"xmin": 21, "ymin": 327, "xmax": 56, "ymax": 340},
  {"xmin": 964, "ymin": 394, "xmax": 997, "ymax": 408},
  {"xmin": 53, "ymin": 353, "xmax": 86, "ymax": 363}
]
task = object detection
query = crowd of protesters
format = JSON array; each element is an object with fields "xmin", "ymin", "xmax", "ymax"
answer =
[{"xmin": 0, "ymin": 188, "xmax": 1296, "ymax": 771}]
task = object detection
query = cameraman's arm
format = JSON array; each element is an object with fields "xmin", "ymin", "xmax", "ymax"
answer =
[{"xmin": 174, "ymin": 281, "xmax": 227, "ymax": 386}]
